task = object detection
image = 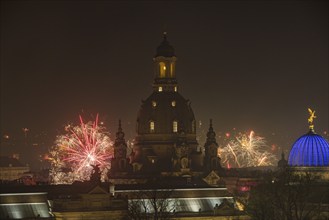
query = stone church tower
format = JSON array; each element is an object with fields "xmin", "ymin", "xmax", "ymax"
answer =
[
  {"xmin": 110, "ymin": 120, "xmax": 131, "ymax": 176},
  {"xmin": 204, "ymin": 120, "xmax": 221, "ymax": 172},
  {"xmin": 130, "ymin": 33, "xmax": 202, "ymax": 174}
]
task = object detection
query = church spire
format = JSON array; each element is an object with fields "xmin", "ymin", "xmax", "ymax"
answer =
[
  {"xmin": 115, "ymin": 119, "xmax": 125, "ymax": 141},
  {"xmin": 204, "ymin": 119, "xmax": 221, "ymax": 172},
  {"xmin": 118, "ymin": 119, "xmax": 122, "ymax": 132},
  {"xmin": 206, "ymin": 119, "xmax": 216, "ymax": 144},
  {"xmin": 113, "ymin": 120, "xmax": 127, "ymax": 159},
  {"xmin": 163, "ymin": 31, "xmax": 167, "ymax": 41}
]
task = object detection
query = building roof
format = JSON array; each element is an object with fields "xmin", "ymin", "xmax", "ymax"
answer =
[
  {"xmin": 155, "ymin": 32, "xmax": 175, "ymax": 57},
  {"xmin": 0, "ymin": 182, "xmax": 111, "ymax": 197},
  {"xmin": 0, "ymin": 192, "xmax": 52, "ymax": 219},
  {"xmin": 288, "ymin": 130, "xmax": 329, "ymax": 166}
]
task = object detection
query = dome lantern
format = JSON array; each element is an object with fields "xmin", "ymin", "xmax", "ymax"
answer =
[
  {"xmin": 155, "ymin": 32, "xmax": 175, "ymax": 58},
  {"xmin": 153, "ymin": 32, "xmax": 178, "ymax": 92}
]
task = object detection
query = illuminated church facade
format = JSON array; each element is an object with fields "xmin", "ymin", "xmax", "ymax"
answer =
[{"xmin": 110, "ymin": 33, "xmax": 221, "ymax": 178}]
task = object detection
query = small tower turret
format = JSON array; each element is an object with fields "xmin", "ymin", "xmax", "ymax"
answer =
[
  {"xmin": 114, "ymin": 120, "xmax": 127, "ymax": 159},
  {"xmin": 278, "ymin": 151, "xmax": 288, "ymax": 169},
  {"xmin": 204, "ymin": 119, "xmax": 221, "ymax": 172},
  {"xmin": 110, "ymin": 120, "xmax": 131, "ymax": 176}
]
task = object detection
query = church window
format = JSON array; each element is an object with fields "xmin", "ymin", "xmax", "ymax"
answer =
[
  {"xmin": 152, "ymin": 101, "xmax": 157, "ymax": 107},
  {"xmin": 159, "ymin": 62, "xmax": 166, "ymax": 78},
  {"xmin": 170, "ymin": 63, "xmax": 175, "ymax": 77},
  {"xmin": 150, "ymin": 121, "xmax": 155, "ymax": 132},
  {"xmin": 158, "ymin": 86, "xmax": 163, "ymax": 92},
  {"xmin": 171, "ymin": 101, "xmax": 176, "ymax": 107},
  {"xmin": 173, "ymin": 121, "xmax": 178, "ymax": 133}
]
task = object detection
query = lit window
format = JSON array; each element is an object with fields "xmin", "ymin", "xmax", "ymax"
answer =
[
  {"xmin": 159, "ymin": 62, "xmax": 166, "ymax": 78},
  {"xmin": 173, "ymin": 121, "xmax": 178, "ymax": 133},
  {"xmin": 158, "ymin": 86, "xmax": 163, "ymax": 92},
  {"xmin": 150, "ymin": 121, "xmax": 155, "ymax": 132},
  {"xmin": 170, "ymin": 63, "xmax": 175, "ymax": 77},
  {"xmin": 174, "ymin": 86, "xmax": 177, "ymax": 92},
  {"xmin": 152, "ymin": 101, "xmax": 157, "ymax": 107},
  {"xmin": 171, "ymin": 101, "xmax": 176, "ymax": 107}
]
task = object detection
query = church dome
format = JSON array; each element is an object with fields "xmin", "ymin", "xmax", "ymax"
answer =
[
  {"xmin": 155, "ymin": 32, "xmax": 175, "ymax": 57},
  {"xmin": 136, "ymin": 91, "xmax": 195, "ymax": 134},
  {"xmin": 288, "ymin": 130, "xmax": 329, "ymax": 166},
  {"xmin": 131, "ymin": 33, "xmax": 199, "ymax": 171}
]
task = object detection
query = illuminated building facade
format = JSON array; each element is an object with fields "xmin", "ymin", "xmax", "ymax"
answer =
[
  {"xmin": 129, "ymin": 33, "xmax": 220, "ymax": 175},
  {"xmin": 115, "ymin": 177, "xmax": 248, "ymax": 219},
  {"xmin": 0, "ymin": 156, "xmax": 30, "ymax": 182}
]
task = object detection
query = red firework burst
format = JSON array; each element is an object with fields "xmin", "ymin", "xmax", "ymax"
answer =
[{"xmin": 49, "ymin": 114, "xmax": 113, "ymax": 184}]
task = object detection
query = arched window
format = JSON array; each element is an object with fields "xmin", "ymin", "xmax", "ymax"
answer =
[
  {"xmin": 171, "ymin": 100, "xmax": 176, "ymax": 107},
  {"xmin": 170, "ymin": 63, "xmax": 175, "ymax": 77},
  {"xmin": 159, "ymin": 62, "xmax": 166, "ymax": 78},
  {"xmin": 150, "ymin": 121, "xmax": 155, "ymax": 133},
  {"xmin": 173, "ymin": 121, "xmax": 178, "ymax": 133}
]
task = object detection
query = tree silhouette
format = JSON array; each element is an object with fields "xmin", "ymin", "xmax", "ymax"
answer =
[
  {"xmin": 128, "ymin": 180, "xmax": 176, "ymax": 220},
  {"xmin": 244, "ymin": 169, "xmax": 327, "ymax": 220}
]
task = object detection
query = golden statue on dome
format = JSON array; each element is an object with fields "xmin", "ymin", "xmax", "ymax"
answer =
[{"xmin": 308, "ymin": 108, "xmax": 316, "ymax": 130}]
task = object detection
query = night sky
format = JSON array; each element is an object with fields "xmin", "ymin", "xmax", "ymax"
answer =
[{"xmin": 1, "ymin": 1, "xmax": 328, "ymax": 170}]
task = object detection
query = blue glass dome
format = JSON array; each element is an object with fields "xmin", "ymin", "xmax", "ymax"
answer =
[{"xmin": 288, "ymin": 130, "xmax": 329, "ymax": 166}]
